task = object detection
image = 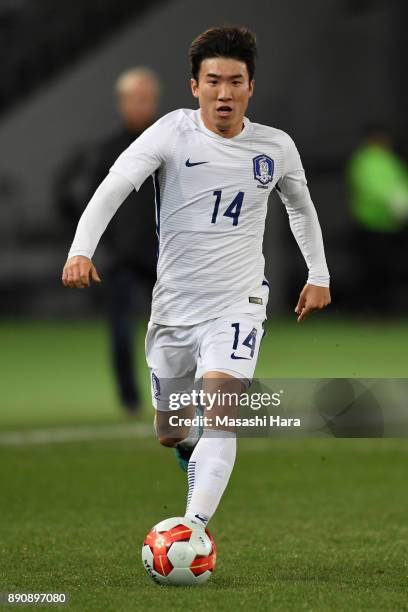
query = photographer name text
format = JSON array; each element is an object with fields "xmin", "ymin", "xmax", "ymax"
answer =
[{"xmin": 168, "ymin": 415, "xmax": 301, "ymax": 428}]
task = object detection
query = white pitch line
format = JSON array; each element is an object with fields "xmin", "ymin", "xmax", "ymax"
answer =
[
  {"xmin": 0, "ymin": 422, "xmax": 153, "ymax": 446},
  {"xmin": 0, "ymin": 424, "xmax": 276, "ymax": 449}
]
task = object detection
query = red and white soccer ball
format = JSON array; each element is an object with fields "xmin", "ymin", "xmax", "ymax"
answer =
[{"xmin": 142, "ymin": 516, "xmax": 217, "ymax": 586}]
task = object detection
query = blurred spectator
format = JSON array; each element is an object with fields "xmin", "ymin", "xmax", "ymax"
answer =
[
  {"xmin": 57, "ymin": 67, "xmax": 160, "ymax": 414},
  {"xmin": 347, "ymin": 125, "xmax": 408, "ymax": 314}
]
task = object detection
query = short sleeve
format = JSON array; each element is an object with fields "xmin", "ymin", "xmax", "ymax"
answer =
[{"xmin": 109, "ymin": 111, "xmax": 178, "ymax": 191}]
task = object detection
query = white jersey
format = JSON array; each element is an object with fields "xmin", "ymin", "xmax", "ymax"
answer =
[
  {"xmin": 109, "ymin": 108, "xmax": 329, "ymax": 325},
  {"xmin": 69, "ymin": 108, "xmax": 330, "ymax": 326}
]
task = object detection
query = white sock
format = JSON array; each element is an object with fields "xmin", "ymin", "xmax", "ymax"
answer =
[{"xmin": 185, "ymin": 429, "xmax": 236, "ymax": 525}]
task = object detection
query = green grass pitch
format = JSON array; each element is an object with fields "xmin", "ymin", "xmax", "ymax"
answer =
[{"xmin": 1, "ymin": 318, "xmax": 407, "ymax": 611}]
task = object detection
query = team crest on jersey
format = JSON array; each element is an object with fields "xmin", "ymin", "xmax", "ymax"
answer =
[{"xmin": 253, "ymin": 154, "xmax": 274, "ymax": 185}]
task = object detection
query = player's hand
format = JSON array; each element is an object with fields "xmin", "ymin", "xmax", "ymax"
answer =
[
  {"xmin": 62, "ymin": 255, "xmax": 101, "ymax": 289},
  {"xmin": 295, "ymin": 284, "xmax": 331, "ymax": 322}
]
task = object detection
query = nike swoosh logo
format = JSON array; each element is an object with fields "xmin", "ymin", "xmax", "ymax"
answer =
[
  {"xmin": 230, "ymin": 353, "xmax": 251, "ymax": 360},
  {"xmin": 185, "ymin": 158, "xmax": 209, "ymax": 167}
]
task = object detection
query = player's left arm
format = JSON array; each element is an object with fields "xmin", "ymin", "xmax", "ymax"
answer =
[{"xmin": 276, "ymin": 135, "xmax": 331, "ymax": 322}]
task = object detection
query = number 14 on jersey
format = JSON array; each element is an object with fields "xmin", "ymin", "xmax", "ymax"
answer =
[{"xmin": 211, "ymin": 190, "xmax": 244, "ymax": 226}]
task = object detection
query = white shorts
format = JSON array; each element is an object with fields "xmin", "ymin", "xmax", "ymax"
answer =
[{"xmin": 145, "ymin": 312, "xmax": 266, "ymax": 411}]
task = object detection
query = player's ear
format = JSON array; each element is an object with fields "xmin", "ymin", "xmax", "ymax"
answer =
[
  {"xmin": 191, "ymin": 78, "xmax": 199, "ymax": 99},
  {"xmin": 248, "ymin": 79, "xmax": 255, "ymax": 98}
]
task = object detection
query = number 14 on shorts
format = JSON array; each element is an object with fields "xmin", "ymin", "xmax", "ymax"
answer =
[{"xmin": 230, "ymin": 323, "xmax": 257, "ymax": 360}]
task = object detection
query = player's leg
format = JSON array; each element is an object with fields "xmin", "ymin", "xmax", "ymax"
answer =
[
  {"xmin": 184, "ymin": 315, "xmax": 265, "ymax": 526},
  {"xmin": 185, "ymin": 371, "xmax": 244, "ymax": 526},
  {"xmin": 145, "ymin": 321, "xmax": 201, "ymax": 452}
]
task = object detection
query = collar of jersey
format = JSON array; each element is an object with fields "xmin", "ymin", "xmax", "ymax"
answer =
[{"xmin": 193, "ymin": 108, "xmax": 252, "ymax": 142}]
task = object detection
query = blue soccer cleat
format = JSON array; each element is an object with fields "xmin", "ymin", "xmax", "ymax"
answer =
[
  {"xmin": 174, "ymin": 405, "xmax": 204, "ymax": 472},
  {"xmin": 174, "ymin": 444, "xmax": 193, "ymax": 472}
]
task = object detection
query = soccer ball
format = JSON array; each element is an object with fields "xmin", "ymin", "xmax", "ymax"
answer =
[{"xmin": 142, "ymin": 516, "xmax": 217, "ymax": 586}]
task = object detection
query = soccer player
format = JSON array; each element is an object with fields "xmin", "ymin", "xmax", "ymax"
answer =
[{"xmin": 62, "ymin": 26, "xmax": 331, "ymax": 527}]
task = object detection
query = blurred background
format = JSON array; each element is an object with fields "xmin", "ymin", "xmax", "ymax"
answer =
[
  {"xmin": 0, "ymin": 0, "xmax": 407, "ymax": 428},
  {"xmin": 1, "ymin": 5, "xmax": 408, "ymax": 607}
]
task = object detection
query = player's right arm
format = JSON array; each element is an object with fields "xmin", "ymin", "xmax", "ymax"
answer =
[
  {"xmin": 62, "ymin": 172, "xmax": 134, "ymax": 288},
  {"xmin": 61, "ymin": 111, "xmax": 178, "ymax": 289}
]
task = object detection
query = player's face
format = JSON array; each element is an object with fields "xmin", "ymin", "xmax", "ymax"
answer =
[{"xmin": 191, "ymin": 57, "xmax": 254, "ymax": 138}]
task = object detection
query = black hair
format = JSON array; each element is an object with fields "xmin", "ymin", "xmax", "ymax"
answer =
[{"xmin": 189, "ymin": 26, "xmax": 257, "ymax": 82}]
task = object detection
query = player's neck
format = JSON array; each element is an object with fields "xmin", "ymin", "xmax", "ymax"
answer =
[{"xmin": 199, "ymin": 110, "xmax": 244, "ymax": 139}]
